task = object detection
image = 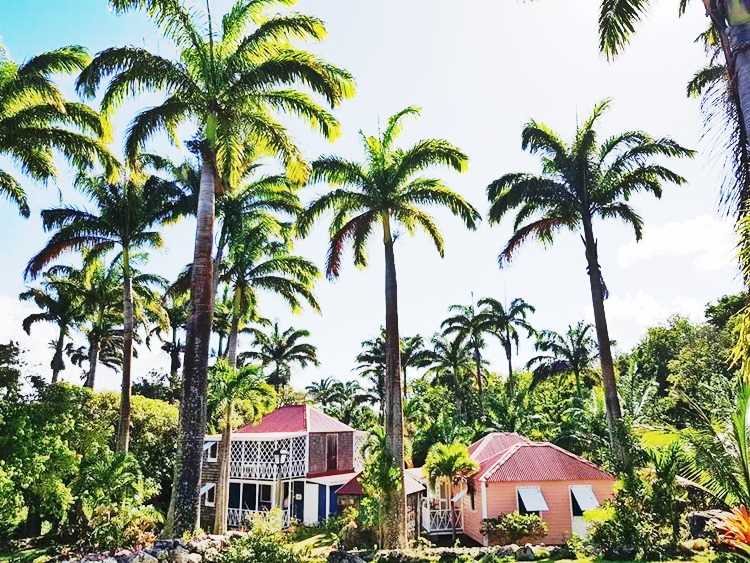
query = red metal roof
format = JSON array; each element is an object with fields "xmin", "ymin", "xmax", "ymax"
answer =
[
  {"xmin": 480, "ymin": 442, "xmax": 614, "ymax": 483},
  {"xmin": 468, "ymin": 432, "xmax": 528, "ymax": 462},
  {"xmin": 236, "ymin": 404, "xmax": 354, "ymax": 434},
  {"xmin": 337, "ymin": 469, "xmax": 426, "ymax": 497}
]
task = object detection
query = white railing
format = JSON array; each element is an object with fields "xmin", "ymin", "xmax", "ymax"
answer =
[
  {"xmin": 227, "ymin": 508, "xmax": 292, "ymax": 529},
  {"xmin": 422, "ymin": 507, "xmax": 463, "ymax": 533},
  {"xmin": 229, "ymin": 436, "xmax": 306, "ymax": 481}
]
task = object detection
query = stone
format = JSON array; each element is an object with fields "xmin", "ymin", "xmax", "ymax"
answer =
[
  {"xmin": 185, "ymin": 554, "xmax": 202, "ymax": 563},
  {"xmin": 514, "ymin": 545, "xmax": 536, "ymax": 561},
  {"xmin": 169, "ymin": 546, "xmax": 191, "ymax": 563},
  {"xmin": 130, "ymin": 553, "xmax": 158, "ymax": 563},
  {"xmin": 327, "ymin": 551, "xmax": 366, "ymax": 563},
  {"xmin": 153, "ymin": 540, "xmax": 176, "ymax": 551}
]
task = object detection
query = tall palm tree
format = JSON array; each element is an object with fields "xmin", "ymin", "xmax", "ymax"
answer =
[
  {"xmin": 25, "ymin": 172, "xmax": 178, "ymax": 452},
  {"xmin": 19, "ymin": 269, "xmax": 81, "ymax": 383},
  {"xmin": 400, "ymin": 334, "xmax": 429, "ymax": 400},
  {"xmin": 298, "ymin": 106, "xmax": 479, "ymax": 547},
  {"xmin": 486, "ymin": 99, "xmax": 693, "ymax": 460},
  {"xmin": 149, "ymin": 293, "xmax": 190, "ymax": 381},
  {"xmin": 0, "ymin": 44, "xmax": 114, "ymax": 217},
  {"xmin": 441, "ymin": 303, "xmax": 492, "ymax": 415},
  {"xmin": 477, "ymin": 297, "xmax": 535, "ymax": 395},
  {"xmin": 306, "ymin": 376, "xmax": 340, "ymax": 404},
  {"xmin": 239, "ymin": 322, "xmax": 319, "ymax": 389},
  {"xmin": 423, "ymin": 442, "xmax": 479, "ymax": 543},
  {"xmin": 77, "ymin": 2, "xmax": 352, "ymax": 530},
  {"xmin": 221, "ymin": 220, "xmax": 319, "ymax": 367},
  {"xmin": 420, "ymin": 335, "xmax": 476, "ymax": 420},
  {"xmin": 527, "ymin": 321, "xmax": 599, "ymax": 401},
  {"xmin": 208, "ymin": 359, "xmax": 275, "ymax": 535}
]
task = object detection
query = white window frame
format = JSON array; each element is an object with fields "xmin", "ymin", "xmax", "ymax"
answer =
[
  {"xmin": 516, "ymin": 485, "xmax": 548, "ymax": 515},
  {"xmin": 569, "ymin": 484, "xmax": 599, "ymax": 517},
  {"xmin": 206, "ymin": 441, "xmax": 218, "ymax": 462},
  {"xmin": 201, "ymin": 483, "xmax": 216, "ymax": 507}
]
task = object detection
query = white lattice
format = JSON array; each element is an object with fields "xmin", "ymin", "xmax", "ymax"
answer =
[
  {"xmin": 227, "ymin": 507, "xmax": 292, "ymax": 530},
  {"xmin": 228, "ymin": 436, "xmax": 307, "ymax": 480},
  {"xmin": 421, "ymin": 502, "xmax": 463, "ymax": 533}
]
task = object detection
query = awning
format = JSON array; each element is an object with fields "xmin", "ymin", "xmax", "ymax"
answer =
[
  {"xmin": 200, "ymin": 483, "xmax": 215, "ymax": 496},
  {"xmin": 571, "ymin": 485, "xmax": 599, "ymax": 511},
  {"xmin": 517, "ymin": 486, "xmax": 549, "ymax": 512},
  {"xmin": 308, "ymin": 472, "xmax": 359, "ymax": 487},
  {"xmin": 451, "ymin": 490, "xmax": 466, "ymax": 502}
]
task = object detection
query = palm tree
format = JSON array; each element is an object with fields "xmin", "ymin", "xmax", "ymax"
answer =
[
  {"xmin": 240, "ymin": 322, "xmax": 319, "ymax": 389},
  {"xmin": 400, "ymin": 334, "xmax": 429, "ymax": 400},
  {"xmin": 208, "ymin": 359, "xmax": 275, "ymax": 535},
  {"xmin": 306, "ymin": 376, "xmax": 341, "ymax": 404},
  {"xmin": 486, "ymin": 99, "xmax": 693, "ymax": 461},
  {"xmin": 25, "ymin": 172, "xmax": 178, "ymax": 452},
  {"xmin": 149, "ymin": 293, "xmax": 190, "ymax": 381},
  {"xmin": 477, "ymin": 297, "xmax": 536, "ymax": 395},
  {"xmin": 298, "ymin": 106, "xmax": 479, "ymax": 547},
  {"xmin": 0, "ymin": 44, "xmax": 114, "ymax": 217},
  {"xmin": 355, "ymin": 331, "xmax": 387, "ymax": 419},
  {"xmin": 527, "ymin": 321, "xmax": 599, "ymax": 401},
  {"xmin": 423, "ymin": 442, "xmax": 479, "ymax": 543},
  {"xmin": 420, "ymin": 335, "xmax": 476, "ymax": 420},
  {"xmin": 77, "ymin": 2, "xmax": 352, "ymax": 529},
  {"xmin": 441, "ymin": 303, "xmax": 492, "ymax": 415},
  {"xmin": 19, "ymin": 269, "xmax": 81, "ymax": 383}
]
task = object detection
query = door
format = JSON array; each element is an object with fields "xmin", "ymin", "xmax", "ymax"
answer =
[
  {"xmin": 292, "ymin": 481, "xmax": 305, "ymax": 521},
  {"xmin": 317, "ymin": 484, "xmax": 327, "ymax": 522},
  {"xmin": 326, "ymin": 434, "xmax": 338, "ymax": 472}
]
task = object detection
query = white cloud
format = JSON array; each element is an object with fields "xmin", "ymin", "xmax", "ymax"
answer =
[{"xmin": 617, "ymin": 215, "xmax": 735, "ymax": 272}]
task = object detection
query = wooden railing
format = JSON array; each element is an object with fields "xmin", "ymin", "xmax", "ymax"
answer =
[
  {"xmin": 422, "ymin": 507, "xmax": 463, "ymax": 533},
  {"xmin": 226, "ymin": 508, "xmax": 291, "ymax": 529}
]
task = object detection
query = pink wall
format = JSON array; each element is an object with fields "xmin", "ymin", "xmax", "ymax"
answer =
[{"xmin": 462, "ymin": 479, "xmax": 614, "ymax": 546}]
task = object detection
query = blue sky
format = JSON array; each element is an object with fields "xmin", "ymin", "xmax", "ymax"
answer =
[{"xmin": 0, "ymin": 0, "xmax": 742, "ymax": 391}]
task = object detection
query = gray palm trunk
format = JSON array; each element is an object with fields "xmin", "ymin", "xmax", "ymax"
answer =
[
  {"xmin": 51, "ymin": 325, "xmax": 66, "ymax": 383},
  {"xmin": 84, "ymin": 334, "xmax": 99, "ymax": 389},
  {"xmin": 504, "ymin": 337, "xmax": 514, "ymax": 396},
  {"xmin": 214, "ymin": 304, "xmax": 240, "ymax": 534},
  {"xmin": 726, "ymin": 22, "xmax": 750, "ymax": 145},
  {"xmin": 472, "ymin": 345, "xmax": 484, "ymax": 416},
  {"xmin": 381, "ymin": 214, "xmax": 407, "ymax": 549},
  {"xmin": 116, "ymin": 250, "xmax": 134, "ymax": 453},
  {"xmin": 581, "ymin": 214, "xmax": 624, "ymax": 463},
  {"xmin": 173, "ymin": 152, "xmax": 216, "ymax": 536}
]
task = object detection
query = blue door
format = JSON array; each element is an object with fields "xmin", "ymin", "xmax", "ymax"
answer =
[
  {"xmin": 317, "ymin": 484, "xmax": 327, "ymax": 522},
  {"xmin": 328, "ymin": 485, "xmax": 338, "ymax": 516}
]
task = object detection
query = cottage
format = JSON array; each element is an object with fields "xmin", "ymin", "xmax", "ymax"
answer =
[
  {"xmin": 199, "ymin": 404, "xmax": 365, "ymax": 531},
  {"xmin": 420, "ymin": 432, "xmax": 615, "ymax": 545}
]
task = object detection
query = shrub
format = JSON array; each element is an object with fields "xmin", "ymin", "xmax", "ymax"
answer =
[
  {"xmin": 86, "ymin": 502, "xmax": 162, "ymax": 551},
  {"xmin": 220, "ymin": 527, "xmax": 303, "ymax": 563},
  {"xmin": 480, "ymin": 512, "xmax": 548, "ymax": 544}
]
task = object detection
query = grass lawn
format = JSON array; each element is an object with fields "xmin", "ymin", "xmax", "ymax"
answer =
[
  {"xmin": 291, "ymin": 531, "xmax": 338, "ymax": 560},
  {"xmin": 0, "ymin": 547, "xmax": 51, "ymax": 563}
]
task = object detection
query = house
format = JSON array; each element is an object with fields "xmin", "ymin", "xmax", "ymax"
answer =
[
  {"xmin": 199, "ymin": 404, "xmax": 365, "ymax": 531},
  {"xmin": 336, "ymin": 467, "xmax": 427, "ymax": 539},
  {"xmin": 420, "ymin": 432, "xmax": 615, "ymax": 545}
]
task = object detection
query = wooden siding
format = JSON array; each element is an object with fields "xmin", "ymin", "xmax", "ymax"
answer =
[
  {"xmin": 308, "ymin": 431, "xmax": 354, "ymax": 475},
  {"xmin": 462, "ymin": 479, "xmax": 614, "ymax": 545},
  {"xmin": 199, "ymin": 446, "xmax": 222, "ymax": 532}
]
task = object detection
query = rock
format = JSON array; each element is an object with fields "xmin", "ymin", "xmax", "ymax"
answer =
[
  {"xmin": 185, "ymin": 554, "xmax": 202, "ymax": 563},
  {"xmin": 327, "ymin": 551, "xmax": 366, "ymax": 563},
  {"xmin": 130, "ymin": 553, "xmax": 158, "ymax": 563},
  {"xmin": 494, "ymin": 545, "xmax": 517, "ymax": 557},
  {"xmin": 514, "ymin": 545, "xmax": 536, "ymax": 561},
  {"xmin": 169, "ymin": 546, "xmax": 191, "ymax": 563},
  {"xmin": 153, "ymin": 540, "xmax": 176, "ymax": 551}
]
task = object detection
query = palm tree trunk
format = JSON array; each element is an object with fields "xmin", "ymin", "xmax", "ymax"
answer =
[
  {"xmin": 723, "ymin": 17, "xmax": 750, "ymax": 146},
  {"xmin": 381, "ymin": 212, "xmax": 407, "ymax": 549},
  {"xmin": 117, "ymin": 247, "xmax": 134, "ymax": 453},
  {"xmin": 581, "ymin": 215, "xmax": 625, "ymax": 464},
  {"xmin": 174, "ymin": 148, "xmax": 217, "ymax": 536},
  {"xmin": 226, "ymin": 293, "xmax": 240, "ymax": 367},
  {"xmin": 214, "ymin": 401, "xmax": 232, "ymax": 534},
  {"xmin": 170, "ymin": 327, "xmax": 181, "ymax": 379},
  {"xmin": 212, "ymin": 224, "xmax": 227, "ymax": 300},
  {"xmin": 505, "ymin": 329, "xmax": 514, "ymax": 396},
  {"xmin": 449, "ymin": 484, "xmax": 457, "ymax": 544},
  {"xmin": 50, "ymin": 325, "xmax": 66, "ymax": 383},
  {"xmin": 473, "ymin": 346, "xmax": 484, "ymax": 417},
  {"xmin": 84, "ymin": 334, "xmax": 99, "ymax": 389}
]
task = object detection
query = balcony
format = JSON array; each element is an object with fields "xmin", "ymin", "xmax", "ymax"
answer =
[{"xmin": 228, "ymin": 436, "xmax": 306, "ymax": 481}]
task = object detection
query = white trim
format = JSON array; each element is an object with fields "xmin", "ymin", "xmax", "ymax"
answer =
[
  {"xmin": 201, "ymin": 483, "xmax": 216, "ymax": 507},
  {"xmin": 203, "ymin": 439, "xmax": 218, "ymax": 450},
  {"xmin": 206, "ymin": 442, "xmax": 218, "ymax": 462},
  {"xmin": 481, "ymin": 482, "xmax": 488, "ymax": 547},
  {"xmin": 206, "ymin": 431, "xmax": 307, "ymax": 441}
]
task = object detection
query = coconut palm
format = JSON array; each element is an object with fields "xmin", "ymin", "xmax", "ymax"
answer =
[
  {"xmin": 19, "ymin": 270, "xmax": 81, "ymax": 383},
  {"xmin": 527, "ymin": 321, "xmax": 600, "ymax": 401},
  {"xmin": 477, "ymin": 297, "xmax": 536, "ymax": 395},
  {"xmin": 298, "ymin": 106, "xmax": 479, "ymax": 547},
  {"xmin": 0, "ymin": 44, "xmax": 114, "ymax": 217},
  {"xmin": 25, "ymin": 172, "xmax": 179, "ymax": 452},
  {"xmin": 441, "ymin": 303, "xmax": 493, "ymax": 415},
  {"xmin": 306, "ymin": 376, "xmax": 340, "ymax": 404},
  {"xmin": 423, "ymin": 442, "xmax": 479, "ymax": 543},
  {"xmin": 221, "ymin": 219, "xmax": 319, "ymax": 367},
  {"xmin": 78, "ymin": 0, "xmax": 353, "ymax": 532},
  {"xmin": 239, "ymin": 322, "xmax": 319, "ymax": 388},
  {"xmin": 486, "ymin": 99, "xmax": 693, "ymax": 460},
  {"xmin": 208, "ymin": 359, "xmax": 275, "ymax": 534}
]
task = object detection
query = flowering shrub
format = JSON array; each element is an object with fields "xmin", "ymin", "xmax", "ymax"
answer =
[{"xmin": 480, "ymin": 512, "xmax": 548, "ymax": 544}]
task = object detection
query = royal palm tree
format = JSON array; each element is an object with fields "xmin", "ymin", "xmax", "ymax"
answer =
[
  {"xmin": 208, "ymin": 359, "xmax": 275, "ymax": 534},
  {"xmin": 221, "ymin": 220, "xmax": 319, "ymax": 367},
  {"xmin": 486, "ymin": 99, "xmax": 693, "ymax": 459},
  {"xmin": 78, "ymin": 0, "xmax": 353, "ymax": 532},
  {"xmin": 149, "ymin": 293, "xmax": 190, "ymax": 381},
  {"xmin": 239, "ymin": 322, "xmax": 319, "ymax": 388},
  {"xmin": 423, "ymin": 442, "xmax": 479, "ymax": 543},
  {"xmin": 421, "ymin": 335, "xmax": 476, "ymax": 420},
  {"xmin": 19, "ymin": 269, "xmax": 81, "ymax": 383},
  {"xmin": 441, "ymin": 303, "xmax": 492, "ymax": 415},
  {"xmin": 477, "ymin": 296, "xmax": 535, "ymax": 395},
  {"xmin": 299, "ymin": 106, "xmax": 479, "ymax": 547},
  {"xmin": 400, "ymin": 334, "xmax": 429, "ymax": 399},
  {"xmin": 0, "ymin": 44, "xmax": 114, "ymax": 217},
  {"xmin": 306, "ymin": 376, "xmax": 340, "ymax": 404},
  {"xmin": 25, "ymin": 172, "xmax": 178, "ymax": 452},
  {"xmin": 527, "ymin": 321, "xmax": 600, "ymax": 401}
]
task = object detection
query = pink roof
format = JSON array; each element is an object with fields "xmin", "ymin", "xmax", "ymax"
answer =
[
  {"xmin": 236, "ymin": 404, "xmax": 354, "ymax": 434},
  {"xmin": 468, "ymin": 432, "xmax": 528, "ymax": 462},
  {"xmin": 480, "ymin": 442, "xmax": 614, "ymax": 483}
]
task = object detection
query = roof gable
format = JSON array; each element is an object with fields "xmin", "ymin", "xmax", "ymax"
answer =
[
  {"xmin": 468, "ymin": 432, "xmax": 529, "ymax": 463},
  {"xmin": 236, "ymin": 404, "xmax": 354, "ymax": 435}
]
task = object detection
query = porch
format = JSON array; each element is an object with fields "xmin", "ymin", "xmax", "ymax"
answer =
[
  {"xmin": 228, "ymin": 435, "xmax": 307, "ymax": 481},
  {"xmin": 421, "ymin": 504, "xmax": 464, "ymax": 535}
]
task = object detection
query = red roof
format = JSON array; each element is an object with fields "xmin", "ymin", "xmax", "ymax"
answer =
[
  {"xmin": 480, "ymin": 442, "xmax": 614, "ymax": 483},
  {"xmin": 468, "ymin": 432, "xmax": 528, "ymax": 462},
  {"xmin": 337, "ymin": 469, "xmax": 426, "ymax": 497},
  {"xmin": 236, "ymin": 404, "xmax": 354, "ymax": 434}
]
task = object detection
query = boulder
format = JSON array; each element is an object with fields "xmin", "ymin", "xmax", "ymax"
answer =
[
  {"xmin": 130, "ymin": 553, "xmax": 158, "ymax": 563},
  {"xmin": 514, "ymin": 545, "xmax": 536, "ymax": 561},
  {"xmin": 327, "ymin": 551, "xmax": 366, "ymax": 563}
]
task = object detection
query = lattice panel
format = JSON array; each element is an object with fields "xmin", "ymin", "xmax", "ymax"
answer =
[{"xmin": 229, "ymin": 436, "xmax": 307, "ymax": 480}]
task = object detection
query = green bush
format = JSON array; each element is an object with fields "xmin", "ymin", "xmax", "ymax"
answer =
[
  {"xmin": 480, "ymin": 512, "xmax": 548, "ymax": 545},
  {"xmin": 220, "ymin": 529, "xmax": 303, "ymax": 563}
]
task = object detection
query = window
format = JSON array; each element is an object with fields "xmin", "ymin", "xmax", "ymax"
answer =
[
  {"xmin": 201, "ymin": 483, "xmax": 216, "ymax": 507},
  {"xmin": 468, "ymin": 481, "xmax": 476, "ymax": 511},
  {"xmin": 259, "ymin": 484, "xmax": 272, "ymax": 511},
  {"xmin": 205, "ymin": 441, "xmax": 218, "ymax": 462},
  {"xmin": 242, "ymin": 483, "xmax": 257, "ymax": 510},
  {"xmin": 229, "ymin": 482, "xmax": 241, "ymax": 509},
  {"xmin": 326, "ymin": 434, "xmax": 338, "ymax": 472},
  {"xmin": 517, "ymin": 486, "xmax": 548, "ymax": 516},
  {"xmin": 570, "ymin": 485, "xmax": 599, "ymax": 517}
]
